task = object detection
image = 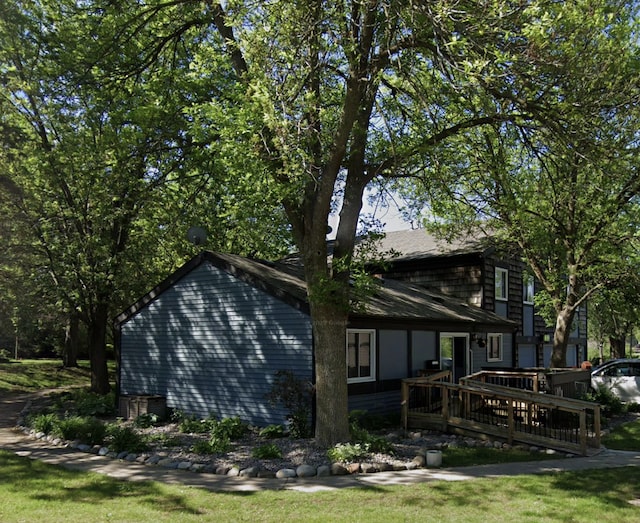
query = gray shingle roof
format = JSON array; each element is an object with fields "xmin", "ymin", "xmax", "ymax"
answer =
[
  {"xmin": 116, "ymin": 248, "xmax": 515, "ymax": 330},
  {"xmin": 366, "ymin": 228, "xmax": 494, "ymax": 263}
]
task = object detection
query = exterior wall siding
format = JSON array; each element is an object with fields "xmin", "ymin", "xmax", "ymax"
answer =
[
  {"xmin": 348, "ymin": 390, "xmax": 400, "ymax": 416},
  {"xmin": 383, "ymin": 263, "xmax": 483, "ymax": 307},
  {"xmin": 119, "ymin": 262, "xmax": 313, "ymax": 427}
]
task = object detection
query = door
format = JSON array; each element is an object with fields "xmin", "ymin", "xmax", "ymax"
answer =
[{"xmin": 440, "ymin": 333, "xmax": 470, "ymax": 382}]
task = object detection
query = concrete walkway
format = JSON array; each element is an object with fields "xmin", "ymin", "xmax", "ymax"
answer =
[{"xmin": 2, "ymin": 390, "xmax": 640, "ymax": 493}]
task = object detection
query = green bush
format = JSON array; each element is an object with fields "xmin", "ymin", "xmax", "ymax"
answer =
[
  {"xmin": 583, "ymin": 385, "xmax": 626, "ymax": 417},
  {"xmin": 133, "ymin": 413, "xmax": 159, "ymax": 428},
  {"xmin": 212, "ymin": 416, "xmax": 248, "ymax": 441},
  {"xmin": 54, "ymin": 416, "xmax": 106, "ymax": 445},
  {"xmin": 259, "ymin": 424, "xmax": 285, "ymax": 439},
  {"xmin": 71, "ymin": 390, "xmax": 116, "ymax": 417},
  {"xmin": 28, "ymin": 412, "xmax": 59, "ymax": 434},
  {"xmin": 252, "ymin": 443, "xmax": 282, "ymax": 459},
  {"xmin": 105, "ymin": 424, "xmax": 148, "ymax": 453},
  {"xmin": 145, "ymin": 433, "xmax": 182, "ymax": 447},
  {"xmin": 176, "ymin": 413, "xmax": 217, "ymax": 434},
  {"xmin": 348, "ymin": 411, "xmax": 394, "ymax": 455},
  {"xmin": 327, "ymin": 442, "xmax": 368, "ymax": 463},
  {"xmin": 191, "ymin": 435, "xmax": 230, "ymax": 455},
  {"xmin": 627, "ymin": 402, "xmax": 640, "ymax": 413}
]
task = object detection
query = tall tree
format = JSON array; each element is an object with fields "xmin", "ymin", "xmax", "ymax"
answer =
[
  {"xmin": 0, "ymin": 1, "xmax": 291, "ymax": 391},
  {"xmin": 397, "ymin": 1, "xmax": 640, "ymax": 367},
  {"xmin": 72, "ymin": 0, "xmax": 640, "ymax": 444}
]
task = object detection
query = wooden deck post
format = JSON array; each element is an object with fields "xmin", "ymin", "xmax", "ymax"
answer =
[
  {"xmin": 507, "ymin": 399, "xmax": 514, "ymax": 444},
  {"xmin": 441, "ymin": 384, "xmax": 449, "ymax": 432},
  {"xmin": 579, "ymin": 409, "xmax": 587, "ymax": 455}
]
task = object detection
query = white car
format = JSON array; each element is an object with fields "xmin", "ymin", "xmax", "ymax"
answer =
[{"xmin": 591, "ymin": 359, "xmax": 640, "ymax": 403}]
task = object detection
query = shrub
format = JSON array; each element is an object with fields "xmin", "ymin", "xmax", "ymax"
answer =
[
  {"xmin": 266, "ymin": 370, "xmax": 313, "ymax": 439},
  {"xmin": 192, "ymin": 435, "xmax": 231, "ymax": 455},
  {"xmin": 327, "ymin": 442, "xmax": 368, "ymax": 463},
  {"xmin": 259, "ymin": 424, "xmax": 285, "ymax": 439},
  {"xmin": 348, "ymin": 410, "xmax": 394, "ymax": 455},
  {"xmin": 582, "ymin": 385, "xmax": 626, "ymax": 417},
  {"xmin": 54, "ymin": 416, "xmax": 106, "ymax": 445},
  {"xmin": 133, "ymin": 413, "xmax": 159, "ymax": 428},
  {"xmin": 176, "ymin": 413, "xmax": 217, "ymax": 434},
  {"xmin": 29, "ymin": 412, "xmax": 59, "ymax": 434},
  {"xmin": 252, "ymin": 443, "xmax": 282, "ymax": 459},
  {"xmin": 106, "ymin": 424, "xmax": 148, "ymax": 453},
  {"xmin": 212, "ymin": 416, "xmax": 248, "ymax": 441},
  {"xmin": 145, "ymin": 433, "xmax": 182, "ymax": 447},
  {"xmin": 71, "ymin": 390, "xmax": 116, "ymax": 417},
  {"xmin": 627, "ymin": 402, "xmax": 640, "ymax": 413}
]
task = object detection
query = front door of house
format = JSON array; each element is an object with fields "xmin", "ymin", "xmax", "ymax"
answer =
[{"xmin": 440, "ymin": 333, "xmax": 470, "ymax": 382}]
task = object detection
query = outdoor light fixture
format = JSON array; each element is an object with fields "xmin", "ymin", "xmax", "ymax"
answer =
[{"xmin": 471, "ymin": 334, "xmax": 486, "ymax": 348}]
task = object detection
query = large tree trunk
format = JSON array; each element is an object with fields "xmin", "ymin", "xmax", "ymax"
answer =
[
  {"xmin": 310, "ymin": 301, "xmax": 350, "ymax": 447},
  {"xmin": 550, "ymin": 306, "xmax": 576, "ymax": 368},
  {"xmin": 88, "ymin": 302, "xmax": 111, "ymax": 394},
  {"xmin": 62, "ymin": 312, "xmax": 79, "ymax": 368},
  {"xmin": 609, "ymin": 336, "xmax": 626, "ymax": 359}
]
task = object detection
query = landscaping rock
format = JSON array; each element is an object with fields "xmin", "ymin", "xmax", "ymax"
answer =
[
  {"xmin": 296, "ymin": 464, "xmax": 317, "ymax": 477},
  {"xmin": 360, "ymin": 463, "xmax": 377, "ymax": 474},
  {"xmin": 158, "ymin": 458, "xmax": 178, "ymax": 469},
  {"xmin": 330, "ymin": 463, "xmax": 349, "ymax": 476},
  {"xmin": 226, "ymin": 466, "xmax": 240, "ymax": 477},
  {"xmin": 239, "ymin": 466, "xmax": 259, "ymax": 477},
  {"xmin": 412, "ymin": 454, "xmax": 426, "ymax": 468},
  {"xmin": 215, "ymin": 465, "xmax": 230, "ymax": 475},
  {"xmin": 177, "ymin": 461, "xmax": 192, "ymax": 470},
  {"xmin": 146, "ymin": 454, "xmax": 162, "ymax": 465},
  {"xmin": 276, "ymin": 468, "xmax": 297, "ymax": 479},
  {"xmin": 316, "ymin": 465, "xmax": 330, "ymax": 477}
]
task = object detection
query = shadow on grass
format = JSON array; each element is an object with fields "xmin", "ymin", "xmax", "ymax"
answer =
[{"xmin": 0, "ymin": 450, "xmax": 205, "ymax": 515}]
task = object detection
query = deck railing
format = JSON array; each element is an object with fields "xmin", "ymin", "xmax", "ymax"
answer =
[{"xmin": 401, "ymin": 371, "xmax": 601, "ymax": 455}]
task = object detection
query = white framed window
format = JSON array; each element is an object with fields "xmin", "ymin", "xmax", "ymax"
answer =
[
  {"xmin": 523, "ymin": 273, "xmax": 535, "ymax": 304},
  {"xmin": 347, "ymin": 329, "xmax": 376, "ymax": 383},
  {"xmin": 487, "ymin": 333, "xmax": 503, "ymax": 362},
  {"xmin": 495, "ymin": 267, "xmax": 508, "ymax": 301}
]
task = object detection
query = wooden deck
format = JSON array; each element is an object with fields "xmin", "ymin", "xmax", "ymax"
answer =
[{"xmin": 401, "ymin": 371, "xmax": 601, "ymax": 456}]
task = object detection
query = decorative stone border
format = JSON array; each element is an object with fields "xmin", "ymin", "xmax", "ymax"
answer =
[{"xmin": 15, "ymin": 400, "xmax": 568, "ymax": 481}]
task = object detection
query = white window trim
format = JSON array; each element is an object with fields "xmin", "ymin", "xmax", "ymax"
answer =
[
  {"xmin": 495, "ymin": 267, "xmax": 508, "ymax": 302},
  {"xmin": 487, "ymin": 333, "xmax": 503, "ymax": 362},
  {"xmin": 523, "ymin": 273, "xmax": 535, "ymax": 305},
  {"xmin": 346, "ymin": 329, "xmax": 376, "ymax": 384}
]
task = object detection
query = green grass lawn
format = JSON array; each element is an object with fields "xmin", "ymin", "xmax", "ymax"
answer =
[
  {"xmin": 0, "ymin": 449, "xmax": 639, "ymax": 523},
  {"xmin": 0, "ymin": 359, "xmax": 114, "ymax": 392},
  {"xmin": 2, "ymin": 360, "xmax": 640, "ymax": 522},
  {"xmin": 603, "ymin": 419, "xmax": 640, "ymax": 451}
]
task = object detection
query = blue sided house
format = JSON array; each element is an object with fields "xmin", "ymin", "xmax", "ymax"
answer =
[{"xmin": 114, "ymin": 249, "xmax": 517, "ymax": 429}]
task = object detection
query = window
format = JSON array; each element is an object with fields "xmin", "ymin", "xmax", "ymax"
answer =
[
  {"xmin": 487, "ymin": 333, "xmax": 503, "ymax": 362},
  {"xmin": 347, "ymin": 330, "xmax": 376, "ymax": 383},
  {"xmin": 495, "ymin": 267, "xmax": 508, "ymax": 301},
  {"xmin": 523, "ymin": 273, "xmax": 535, "ymax": 304}
]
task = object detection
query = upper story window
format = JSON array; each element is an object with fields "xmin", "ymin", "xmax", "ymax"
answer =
[
  {"xmin": 347, "ymin": 329, "xmax": 376, "ymax": 383},
  {"xmin": 487, "ymin": 333, "xmax": 503, "ymax": 362},
  {"xmin": 523, "ymin": 273, "xmax": 535, "ymax": 304},
  {"xmin": 495, "ymin": 267, "xmax": 508, "ymax": 302}
]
